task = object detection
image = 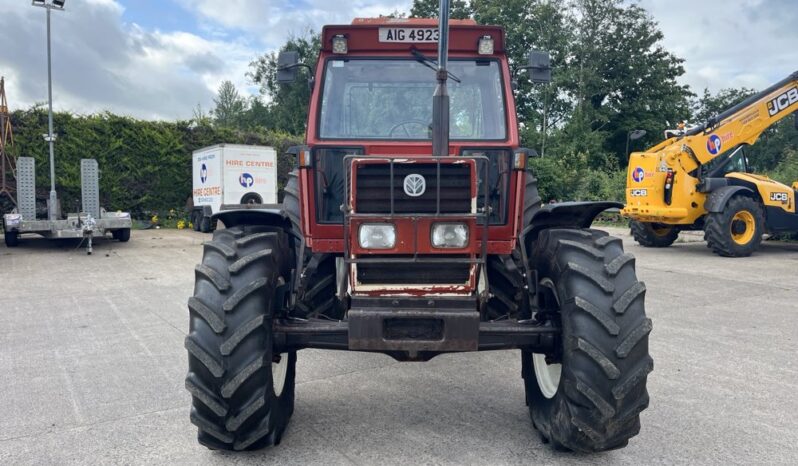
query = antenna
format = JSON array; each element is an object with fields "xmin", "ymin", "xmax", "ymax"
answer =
[{"xmin": 431, "ymin": 0, "xmax": 450, "ymax": 157}]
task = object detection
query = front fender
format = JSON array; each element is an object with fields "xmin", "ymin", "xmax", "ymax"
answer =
[
  {"xmin": 523, "ymin": 201, "xmax": 623, "ymax": 243},
  {"xmin": 213, "ymin": 204, "xmax": 291, "ymax": 230},
  {"xmin": 704, "ymin": 186, "xmax": 754, "ymax": 213}
]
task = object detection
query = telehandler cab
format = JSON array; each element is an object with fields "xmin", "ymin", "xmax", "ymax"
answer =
[
  {"xmin": 623, "ymin": 71, "xmax": 798, "ymax": 257},
  {"xmin": 185, "ymin": 3, "xmax": 652, "ymax": 453}
]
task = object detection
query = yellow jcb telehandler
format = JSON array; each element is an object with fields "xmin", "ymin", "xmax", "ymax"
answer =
[{"xmin": 622, "ymin": 71, "xmax": 798, "ymax": 257}]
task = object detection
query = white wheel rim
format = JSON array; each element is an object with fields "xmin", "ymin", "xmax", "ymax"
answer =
[
  {"xmin": 533, "ymin": 277, "xmax": 561, "ymax": 399},
  {"xmin": 532, "ymin": 353, "xmax": 562, "ymax": 399},
  {"xmin": 272, "ymin": 352, "xmax": 288, "ymax": 397}
]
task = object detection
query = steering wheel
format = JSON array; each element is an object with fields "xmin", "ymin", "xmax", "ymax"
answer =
[{"xmin": 388, "ymin": 120, "xmax": 429, "ymax": 138}]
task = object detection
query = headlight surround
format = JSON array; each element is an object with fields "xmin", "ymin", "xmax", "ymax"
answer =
[
  {"xmin": 431, "ymin": 222, "xmax": 469, "ymax": 249},
  {"xmin": 358, "ymin": 223, "xmax": 396, "ymax": 249}
]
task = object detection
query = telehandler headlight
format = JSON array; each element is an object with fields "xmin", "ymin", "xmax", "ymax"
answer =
[
  {"xmin": 332, "ymin": 35, "xmax": 348, "ymax": 54},
  {"xmin": 478, "ymin": 35, "xmax": 494, "ymax": 55},
  {"xmin": 358, "ymin": 223, "xmax": 396, "ymax": 249},
  {"xmin": 431, "ymin": 222, "xmax": 469, "ymax": 248}
]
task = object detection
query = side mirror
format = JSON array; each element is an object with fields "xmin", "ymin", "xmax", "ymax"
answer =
[
  {"xmin": 526, "ymin": 50, "xmax": 551, "ymax": 84},
  {"xmin": 277, "ymin": 51, "xmax": 300, "ymax": 84},
  {"xmin": 514, "ymin": 148, "xmax": 539, "ymax": 170}
]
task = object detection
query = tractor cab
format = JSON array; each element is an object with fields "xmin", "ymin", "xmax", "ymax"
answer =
[{"xmin": 278, "ymin": 18, "xmax": 532, "ymax": 299}]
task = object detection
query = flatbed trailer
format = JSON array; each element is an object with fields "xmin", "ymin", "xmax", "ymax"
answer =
[{"xmin": 2, "ymin": 157, "xmax": 132, "ymax": 254}]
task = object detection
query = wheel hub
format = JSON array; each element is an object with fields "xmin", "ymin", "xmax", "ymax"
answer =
[
  {"xmin": 532, "ymin": 353, "xmax": 562, "ymax": 399},
  {"xmin": 272, "ymin": 353, "xmax": 288, "ymax": 397},
  {"xmin": 730, "ymin": 210, "xmax": 755, "ymax": 245},
  {"xmin": 533, "ymin": 278, "xmax": 562, "ymax": 399}
]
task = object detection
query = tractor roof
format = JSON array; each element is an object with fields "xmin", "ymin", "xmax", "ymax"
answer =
[{"xmin": 321, "ymin": 18, "xmax": 505, "ymax": 54}]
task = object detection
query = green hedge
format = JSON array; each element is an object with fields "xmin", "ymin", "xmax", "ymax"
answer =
[{"xmin": 7, "ymin": 108, "xmax": 302, "ymax": 217}]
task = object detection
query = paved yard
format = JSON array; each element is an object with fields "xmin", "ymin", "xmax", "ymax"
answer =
[{"xmin": 1, "ymin": 228, "xmax": 797, "ymax": 464}]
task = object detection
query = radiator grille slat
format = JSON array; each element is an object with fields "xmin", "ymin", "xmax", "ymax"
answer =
[{"xmin": 354, "ymin": 163, "xmax": 471, "ymax": 214}]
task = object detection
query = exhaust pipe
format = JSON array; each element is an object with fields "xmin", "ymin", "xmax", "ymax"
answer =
[{"xmin": 431, "ymin": 0, "xmax": 450, "ymax": 157}]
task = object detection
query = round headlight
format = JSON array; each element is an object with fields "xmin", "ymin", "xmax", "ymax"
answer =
[
  {"xmin": 431, "ymin": 223, "xmax": 469, "ymax": 248},
  {"xmin": 358, "ymin": 223, "xmax": 396, "ymax": 249}
]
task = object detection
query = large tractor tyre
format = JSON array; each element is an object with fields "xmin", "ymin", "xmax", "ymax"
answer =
[
  {"xmin": 283, "ymin": 169, "xmax": 302, "ymax": 232},
  {"xmin": 630, "ymin": 221, "xmax": 679, "ymax": 248},
  {"xmin": 4, "ymin": 230, "xmax": 19, "ymax": 247},
  {"xmin": 522, "ymin": 171, "xmax": 543, "ymax": 227},
  {"xmin": 523, "ymin": 228, "xmax": 652, "ymax": 452},
  {"xmin": 704, "ymin": 195, "xmax": 765, "ymax": 257},
  {"xmin": 113, "ymin": 228, "xmax": 131, "ymax": 242},
  {"xmin": 282, "ymin": 169, "xmax": 341, "ymax": 320},
  {"xmin": 185, "ymin": 225, "xmax": 297, "ymax": 451},
  {"xmin": 484, "ymin": 171, "xmax": 542, "ymax": 320}
]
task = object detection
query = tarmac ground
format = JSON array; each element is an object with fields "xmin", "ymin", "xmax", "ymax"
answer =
[{"xmin": 1, "ymin": 227, "xmax": 797, "ymax": 464}]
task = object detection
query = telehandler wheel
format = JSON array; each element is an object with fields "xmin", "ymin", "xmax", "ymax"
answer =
[
  {"xmin": 113, "ymin": 228, "xmax": 131, "ymax": 242},
  {"xmin": 185, "ymin": 225, "xmax": 296, "ymax": 451},
  {"xmin": 704, "ymin": 195, "xmax": 764, "ymax": 257},
  {"xmin": 630, "ymin": 221, "xmax": 678, "ymax": 248},
  {"xmin": 4, "ymin": 230, "xmax": 19, "ymax": 247},
  {"xmin": 523, "ymin": 228, "xmax": 652, "ymax": 452}
]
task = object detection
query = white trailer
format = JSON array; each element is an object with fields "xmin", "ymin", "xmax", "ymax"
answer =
[{"xmin": 191, "ymin": 144, "xmax": 278, "ymax": 232}]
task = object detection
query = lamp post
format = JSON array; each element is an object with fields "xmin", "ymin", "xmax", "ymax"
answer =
[
  {"xmin": 31, "ymin": 0, "xmax": 65, "ymax": 220},
  {"xmin": 626, "ymin": 129, "xmax": 647, "ymax": 159}
]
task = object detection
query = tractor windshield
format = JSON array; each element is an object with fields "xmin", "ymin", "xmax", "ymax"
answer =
[{"xmin": 318, "ymin": 58, "xmax": 507, "ymax": 140}]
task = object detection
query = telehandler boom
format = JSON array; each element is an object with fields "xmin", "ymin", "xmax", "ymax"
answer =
[{"xmin": 622, "ymin": 71, "xmax": 798, "ymax": 256}]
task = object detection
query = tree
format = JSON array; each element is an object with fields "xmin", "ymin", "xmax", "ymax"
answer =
[
  {"xmin": 691, "ymin": 87, "xmax": 755, "ymax": 123},
  {"xmin": 472, "ymin": 0, "xmax": 573, "ymax": 155},
  {"xmin": 410, "ymin": 0, "xmax": 473, "ymax": 19},
  {"xmin": 211, "ymin": 80, "xmax": 247, "ymax": 129},
  {"xmin": 555, "ymin": 0, "xmax": 692, "ymax": 168},
  {"xmin": 248, "ymin": 31, "xmax": 321, "ymax": 135}
]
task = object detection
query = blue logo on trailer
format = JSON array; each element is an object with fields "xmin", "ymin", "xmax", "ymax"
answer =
[
  {"xmin": 239, "ymin": 173, "xmax": 254, "ymax": 188},
  {"xmin": 632, "ymin": 167, "xmax": 645, "ymax": 183},
  {"xmin": 200, "ymin": 163, "xmax": 208, "ymax": 184},
  {"xmin": 707, "ymin": 135, "xmax": 722, "ymax": 155}
]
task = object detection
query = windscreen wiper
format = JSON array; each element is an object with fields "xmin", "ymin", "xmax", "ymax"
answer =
[{"xmin": 410, "ymin": 48, "xmax": 461, "ymax": 83}]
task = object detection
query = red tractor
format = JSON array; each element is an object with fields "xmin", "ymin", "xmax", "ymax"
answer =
[{"xmin": 185, "ymin": 7, "xmax": 652, "ymax": 453}]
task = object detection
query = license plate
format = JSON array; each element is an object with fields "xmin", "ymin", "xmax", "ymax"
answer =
[{"xmin": 378, "ymin": 27, "xmax": 439, "ymax": 43}]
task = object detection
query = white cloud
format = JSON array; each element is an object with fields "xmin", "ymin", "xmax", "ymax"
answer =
[
  {"xmin": 3, "ymin": 0, "xmax": 790, "ymax": 121},
  {"xmin": 0, "ymin": 0, "xmax": 258, "ymax": 120},
  {"xmin": 178, "ymin": 0, "xmax": 409, "ymax": 45},
  {"xmin": 637, "ymin": 0, "xmax": 798, "ymax": 93}
]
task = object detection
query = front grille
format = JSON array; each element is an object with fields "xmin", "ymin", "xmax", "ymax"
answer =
[
  {"xmin": 357, "ymin": 257, "xmax": 471, "ymax": 285},
  {"xmin": 354, "ymin": 163, "xmax": 471, "ymax": 214}
]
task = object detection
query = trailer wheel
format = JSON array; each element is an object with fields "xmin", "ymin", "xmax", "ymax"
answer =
[
  {"xmin": 523, "ymin": 228, "xmax": 652, "ymax": 452},
  {"xmin": 200, "ymin": 215, "xmax": 212, "ymax": 233},
  {"xmin": 630, "ymin": 221, "xmax": 678, "ymax": 248},
  {"xmin": 4, "ymin": 230, "xmax": 19, "ymax": 247},
  {"xmin": 191, "ymin": 211, "xmax": 201, "ymax": 231},
  {"xmin": 704, "ymin": 195, "xmax": 764, "ymax": 257},
  {"xmin": 113, "ymin": 228, "xmax": 131, "ymax": 242},
  {"xmin": 185, "ymin": 225, "xmax": 296, "ymax": 450}
]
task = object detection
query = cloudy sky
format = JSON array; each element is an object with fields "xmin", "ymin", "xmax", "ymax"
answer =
[{"xmin": 0, "ymin": 0, "xmax": 795, "ymax": 120}]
